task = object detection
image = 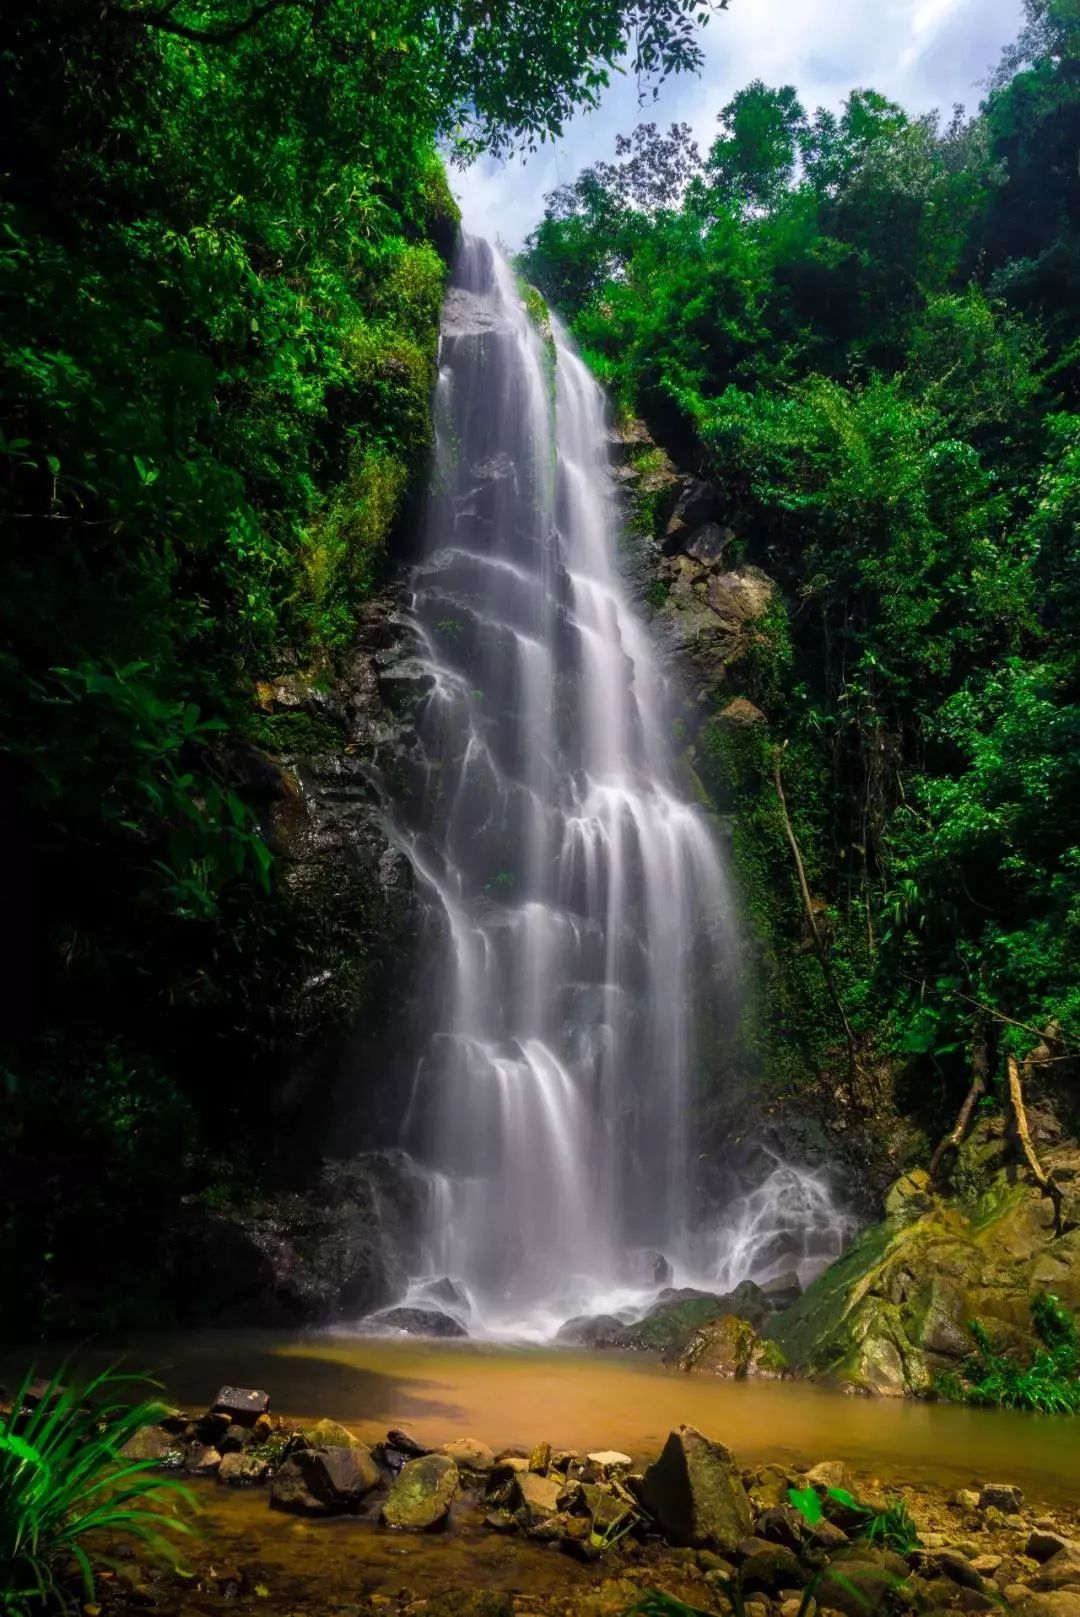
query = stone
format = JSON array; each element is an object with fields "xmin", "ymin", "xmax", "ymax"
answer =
[
  {"xmin": 382, "ymin": 1454, "xmax": 459, "ymax": 1531},
  {"xmin": 763, "ymin": 1271, "xmax": 803, "ymax": 1311},
  {"xmin": 647, "ymin": 1251, "xmax": 674, "ymax": 1286},
  {"xmin": 884, "ymin": 1169, "xmax": 935, "ymax": 1221},
  {"xmin": 747, "ymin": 1338, "xmax": 789, "ymax": 1380},
  {"xmin": 980, "ymin": 1484, "xmax": 1024, "ymax": 1513},
  {"xmin": 807, "ymin": 1461, "xmax": 853, "ymax": 1493},
  {"xmin": 811, "ymin": 1519, "xmax": 851, "ymax": 1550},
  {"xmin": 1033, "ymin": 1550, "xmax": 1080, "ymax": 1592},
  {"xmin": 212, "ymin": 1386, "xmax": 270, "ymax": 1426},
  {"xmin": 440, "ymin": 1437, "xmax": 495, "ymax": 1471},
  {"xmin": 270, "ymin": 1445, "xmax": 380, "ymax": 1515},
  {"xmin": 220, "ymin": 1423, "xmax": 248, "ymax": 1454},
  {"xmin": 120, "ymin": 1425, "xmax": 176, "ymax": 1462},
  {"xmin": 923, "ymin": 1551, "xmax": 987, "ymax": 1590},
  {"xmin": 952, "ymin": 1490, "xmax": 982, "ymax": 1511},
  {"xmin": 296, "ymin": 1417, "xmax": 365, "ymax": 1452},
  {"xmin": 368, "ymin": 1307, "xmax": 467, "ymax": 1338},
  {"xmin": 639, "ymin": 1425, "xmax": 753, "ymax": 1553},
  {"xmin": 585, "ymin": 1451, "xmax": 632, "ymax": 1475},
  {"xmin": 509, "ymin": 1471, "xmax": 563, "ymax": 1522},
  {"xmin": 483, "ymin": 1510, "xmax": 518, "ymax": 1534},
  {"xmin": 971, "ymin": 1556, "xmax": 1003, "ymax": 1576},
  {"xmin": 197, "ymin": 1411, "xmax": 231, "ymax": 1445},
  {"xmin": 556, "ymin": 1314, "xmax": 627, "ymax": 1346},
  {"xmin": 416, "ymin": 1276, "xmax": 470, "ymax": 1313},
  {"xmin": 684, "ymin": 523, "xmax": 733, "ymax": 567},
  {"xmin": 1030, "ymin": 1533, "xmax": 1079, "ymax": 1564},
  {"xmin": 755, "ymin": 1507, "xmax": 807, "ymax": 1554},
  {"xmin": 740, "ymin": 1547, "xmax": 810, "ymax": 1595},
  {"xmin": 217, "ymin": 1451, "xmax": 270, "ymax": 1485},
  {"xmin": 386, "ymin": 1428, "xmax": 429, "ymax": 1457},
  {"xmin": 528, "ymin": 1441, "xmax": 552, "ymax": 1474},
  {"xmin": 680, "ymin": 1315, "xmax": 757, "ymax": 1378},
  {"xmin": 185, "ymin": 1443, "xmax": 222, "ymax": 1475},
  {"xmin": 1014, "ymin": 1596, "xmax": 1080, "ymax": 1617}
]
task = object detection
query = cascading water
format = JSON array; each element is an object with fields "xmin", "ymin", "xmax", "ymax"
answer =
[{"xmin": 374, "ymin": 236, "xmax": 845, "ymax": 1338}]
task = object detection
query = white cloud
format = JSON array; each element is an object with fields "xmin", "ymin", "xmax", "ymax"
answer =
[{"xmin": 450, "ymin": 0, "xmax": 1026, "ymax": 249}]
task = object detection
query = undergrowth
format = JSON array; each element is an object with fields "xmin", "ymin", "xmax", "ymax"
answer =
[{"xmin": 938, "ymin": 1291, "xmax": 1080, "ymax": 1413}]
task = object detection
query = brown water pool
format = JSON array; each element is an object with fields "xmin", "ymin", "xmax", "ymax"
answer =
[{"xmin": 24, "ymin": 1329, "xmax": 1080, "ymax": 1507}]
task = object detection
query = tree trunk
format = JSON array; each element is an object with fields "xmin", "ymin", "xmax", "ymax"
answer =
[
  {"xmin": 929, "ymin": 1027, "xmax": 988, "ymax": 1180},
  {"xmin": 1006, "ymin": 1050, "xmax": 1063, "ymax": 1231}
]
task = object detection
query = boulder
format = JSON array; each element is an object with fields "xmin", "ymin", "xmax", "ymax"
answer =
[
  {"xmin": 217, "ymin": 1452, "xmax": 270, "ymax": 1485},
  {"xmin": 980, "ymin": 1483, "xmax": 1024, "ymax": 1513},
  {"xmin": 120, "ymin": 1425, "xmax": 177, "ymax": 1462},
  {"xmin": 440, "ymin": 1437, "xmax": 495, "ymax": 1472},
  {"xmin": 556, "ymin": 1313, "xmax": 626, "ymax": 1346},
  {"xmin": 585, "ymin": 1450, "xmax": 632, "ymax": 1476},
  {"xmin": 386, "ymin": 1427, "xmax": 429, "ymax": 1456},
  {"xmin": 639, "ymin": 1425, "xmax": 753, "ymax": 1552},
  {"xmin": 1033, "ymin": 1550, "xmax": 1080, "ymax": 1592},
  {"xmin": 684, "ymin": 523, "xmax": 733, "ymax": 568},
  {"xmin": 270, "ymin": 1445, "xmax": 380, "ymax": 1515},
  {"xmin": 382, "ymin": 1453, "xmax": 459, "ymax": 1531},
  {"xmin": 212, "ymin": 1386, "xmax": 270, "ymax": 1425},
  {"xmin": 295, "ymin": 1417, "xmax": 365, "ymax": 1452},
  {"xmin": 416, "ymin": 1276, "xmax": 471, "ymax": 1313},
  {"xmin": 368, "ymin": 1306, "xmax": 467, "ymax": 1338},
  {"xmin": 807, "ymin": 1460, "xmax": 853, "ymax": 1492},
  {"xmin": 680, "ymin": 1315, "xmax": 756, "ymax": 1377},
  {"xmin": 755, "ymin": 1506, "xmax": 807, "ymax": 1554}
]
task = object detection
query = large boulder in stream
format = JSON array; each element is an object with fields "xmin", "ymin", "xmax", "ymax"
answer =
[
  {"xmin": 382, "ymin": 1453, "xmax": 459, "ymax": 1531},
  {"xmin": 365, "ymin": 1305, "xmax": 468, "ymax": 1338},
  {"xmin": 640, "ymin": 1425, "xmax": 753, "ymax": 1552},
  {"xmin": 560, "ymin": 1281, "xmax": 772, "ymax": 1358}
]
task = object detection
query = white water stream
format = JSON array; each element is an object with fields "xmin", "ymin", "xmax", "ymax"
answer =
[{"xmin": 374, "ymin": 237, "xmax": 850, "ymax": 1340}]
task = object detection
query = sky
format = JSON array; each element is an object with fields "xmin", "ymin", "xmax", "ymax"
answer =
[{"xmin": 451, "ymin": 0, "xmax": 1028, "ymax": 249}]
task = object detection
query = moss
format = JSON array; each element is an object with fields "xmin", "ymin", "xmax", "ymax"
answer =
[
  {"xmin": 763, "ymin": 1219, "xmax": 895, "ymax": 1370},
  {"xmin": 297, "ymin": 446, "xmax": 410, "ymax": 646}
]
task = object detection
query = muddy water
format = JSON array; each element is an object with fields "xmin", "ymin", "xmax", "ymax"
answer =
[{"xmin": 50, "ymin": 1330, "xmax": 1080, "ymax": 1506}]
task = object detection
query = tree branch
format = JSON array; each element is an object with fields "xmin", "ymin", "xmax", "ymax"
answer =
[
  {"xmin": 772, "ymin": 744, "xmax": 869, "ymax": 1101},
  {"xmin": 929, "ymin": 1026, "xmax": 987, "ymax": 1180},
  {"xmin": 1006, "ymin": 1050, "xmax": 1063, "ymax": 1232},
  {"xmin": 122, "ymin": 0, "xmax": 315, "ymax": 45}
]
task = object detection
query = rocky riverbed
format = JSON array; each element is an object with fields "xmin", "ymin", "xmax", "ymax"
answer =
[{"xmin": 103, "ymin": 1382, "xmax": 1080, "ymax": 1617}]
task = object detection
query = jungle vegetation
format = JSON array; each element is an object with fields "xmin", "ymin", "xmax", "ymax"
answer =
[
  {"xmin": 521, "ymin": 0, "xmax": 1080, "ymax": 1147},
  {"xmin": 0, "ymin": 0, "xmax": 717, "ymax": 1335}
]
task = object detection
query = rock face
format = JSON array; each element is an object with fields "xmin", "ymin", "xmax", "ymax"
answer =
[
  {"xmin": 766, "ymin": 1117, "xmax": 1080, "ymax": 1396},
  {"xmin": 366, "ymin": 1306, "xmax": 468, "ymax": 1338},
  {"xmin": 269, "ymin": 1445, "xmax": 380, "ymax": 1515},
  {"xmin": 382, "ymin": 1453, "xmax": 459, "ymax": 1531},
  {"xmin": 560, "ymin": 1281, "xmax": 773, "ymax": 1358},
  {"xmin": 164, "ymin": 1147, "xmax": 438, "ymax": 1326},
  {"xmin": 639, "ymin": 1425, "xmax": 753, "ymax": 1552}
]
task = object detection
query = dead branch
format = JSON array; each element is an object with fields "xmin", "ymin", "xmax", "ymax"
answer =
[
  {"xmin": 1006, "ymin": 1051, "xmax": 1063, "ymax": 1232},
  {"xmin": 772, "ymin": 744, "xmax": 869, "ymax": 1102}
]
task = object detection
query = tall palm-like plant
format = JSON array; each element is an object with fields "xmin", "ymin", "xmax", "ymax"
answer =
[{"xmin": 0, "ymin": 1365, "xmax": 195, "ymax": 1615}]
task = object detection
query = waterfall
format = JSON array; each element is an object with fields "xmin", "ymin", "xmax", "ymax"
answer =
[{"xmin": 379, "ymin": 236, "xmax": 759, "ymax": 1337}]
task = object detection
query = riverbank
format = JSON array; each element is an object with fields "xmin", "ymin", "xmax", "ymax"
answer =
[{"xmin": 83, "ymin": 1361, "xmax": 1080, "ymax": 1617}]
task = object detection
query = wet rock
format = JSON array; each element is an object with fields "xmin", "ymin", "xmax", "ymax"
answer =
[
  {"xmin": 807, "ymin": 1460, "xmax": 853, "ymax": 1492},
  {"xmin": 685, "ymin": 523, "xmax": 733, "ymax": 568},
  {"xmin": 220, "ymin": 1423, "xmax": 248, "ymax": 1454},
  {"xmin": 755, "ymin": 1506, "xmax": 807, "ymax": 1554},
  {"xmin": 120, "ymin": 1425, "xmax": 177, "ymax": 1462},
  {"xmin": 585, "ymin": 1451, "xmax": 632, "ymax": 1478},
  {"xmin": 556, "ymin": 1313, "xmax": 627, "ymax": 1346},
  {"xmin": 295, "ymin": 1417, "xmax": 365, "ymax": 1451},
  {"xmin": 185, "ymin": 1444, "xmax": 222, "ymax": 1475},
  {"xmin": 980, "ymin": 1483, "xmax": 1024, "ymax": 1513},
  {"xmin": 647, "ymin": 1251, "xmax": 674, "ymax": 1286},
  {"xmin": 952, "ymin": 1489, "xmax": 981, "ymax": 1511},
  {"xmin": 416, "ymin": 1277, "xmax": 470, "ymax": 1314},
  {"xmin": 369, "ymin": 1306, "xmax": 468, "ymax": 1338},
  {"xmin": 270, "ymin": 1445, "xmax": 380, "ymax": 1514},
  {"xmin": 920, "ymin": 1551, "xmax": 987, "ymax": 1590},
  {"xmin": 762, "ymin": 1271, "xmax": 803, "ymax": 1311},
  {"xmin": 1033, "ymin": 1549, "xmax": 1080, "ymax": 1592},
  {"xmin": 639, "ymin": 1424, "xmax": 753, "ymax": 1553},
  {"xmin": 528, "ymin": 1441, "xmax": 552, "ymax": 1474},
  {"xmin": 816, "ymin": 1554, "xmax": 907, "ymax": 1616},
  {"xmin": 509, "ymin": 1471, "xmax": 563, "ymax": 1523},
  {"xmin": 386, "ymin": 1428, "xmax": 429, "ymax": 1457},
  {"xmin": 212, "ymin": 1386, "xmax": 270, "ymax": 1425},
  {"xmin": 740, "ymin": 1546, "xmax": 810, "ymax": 1595},
  {"xmin": 680, "ymin": 1315, "xmax": 756, "ymax": 1377},
  {"xmin": 665, "ymin": 480, "xmax": 722, "ymax": 541},
  {"xmin": 439, "ymin": 1437, "xmax": 495, "ymax": 1472},
  {"xmin": 1014, "ymin": 1596, "xmax": 1080, "ymax": 1617},
  {"xmin": 483, "ymin": 1510, "xmax": 518, "ymax": 1534},
  {"xmin": 217, "ymin": 1451, "xmax": 270, "ymax": 1485},
  {"xmin": 382, "ymin": 1454, "xmax": 459, "ymax": 1531},
  {"xmin": 1029, "ymin": 1533, "xmax": 1079, "ymax": 1564}
]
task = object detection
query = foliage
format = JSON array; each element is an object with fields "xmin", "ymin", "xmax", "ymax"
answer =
[
  {"xmin": 522, "ymin": 0, "xmax": 1080, "ymax": 1124},
  {"xmin": 938, "ymin": 1291, "xmax": 1080, "ymax": 1413},
  {"xmin": 0, "ymin": 1366, "xmax": 194, "ymax": 1615},
  {"xmin": 789, "ymin": 1484, "xmax": 921, "ymax": 1556},
  {"xmin": 3, "ymin": 0, "xmax": 725, "ymax": 1333}
]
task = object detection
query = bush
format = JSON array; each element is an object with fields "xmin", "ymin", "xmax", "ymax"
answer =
[{"xmin": 938, "ymin": 1291, "xmax": 1080, "ymax": 1413}]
